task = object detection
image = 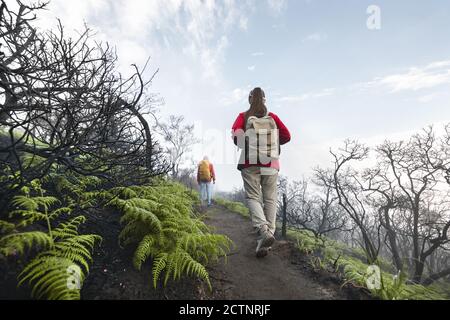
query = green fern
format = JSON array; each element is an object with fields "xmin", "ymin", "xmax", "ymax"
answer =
[
  {"xmin": 43, "ymin": 172, "xmax": 103, "ymax": 209},
  {"xmin": 0, "ymin": 220, "xmax": 16, "ymax": 234},
  {"xmin": 133, "ymin": 235, "xmax": 157, "ymax": 270},
  {"xmin": 0, "ymin": 231, "xmax": 53, "ymax": 256},
  {"xmin": 1, "ymin": 189, "xmax": 101, "ymax": 300},
  {"xmin": 18, "ymin": 256, "xmax": 82, "ymax": 300},
  {"xmin": 152, "ymin": 253, "xmax": 168, "ymax": 287},
  {"xmin": 11, "ymin": 195, "xmax": 59, "ymax": 212},
  {"xmin": 106, "ymin": 182, "xmax": 233, "ymax": 290},
  {"xmin": 163, "ymin": 248, "xmax": 211, "ymax": 289},
  {"xmin": 15, "ymin": 218, "xmax": 101, "ymax": 300},
  {"xmin": 53, "ymin": 234, "xmax": 102, "ymax": 271},
  {"xmin": 53, "ymin": 216, "xmax": 87, "ymax": 239}
]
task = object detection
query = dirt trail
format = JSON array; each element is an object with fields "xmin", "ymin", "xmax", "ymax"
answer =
[{"xmin": 204, "ymin": 205, "xmax": 365, "ymax": 300}]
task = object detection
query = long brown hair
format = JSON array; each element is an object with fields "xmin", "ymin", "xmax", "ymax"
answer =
[{"xmin": 245, "ymin": 87, "xmax": 267, "ymax": 123}]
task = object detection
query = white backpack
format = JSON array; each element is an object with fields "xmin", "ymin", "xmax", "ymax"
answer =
[{"xmin": 245, "ymin": 115, "xmax": 279, "ymax": 164}]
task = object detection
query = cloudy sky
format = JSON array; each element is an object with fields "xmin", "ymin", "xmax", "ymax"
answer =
[{"xmin": 31, "ymin": 0, "xmax": 450, "ymax": 191}]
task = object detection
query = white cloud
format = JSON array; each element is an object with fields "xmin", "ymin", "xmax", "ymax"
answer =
[
  {"xmin": 278, "ymin": 88, "xmax": 336, "ymax": 103},
  {"xmin": 302, "ymin": 32, "xmax": 328, "ymax": 43},
  {"xmin": 274, "ymin": 59, "xmax": 450, "ymax": 107},
  {"xmin": 36, "ymin": 0, "xmax": 252, "ymax": 82},
  {"xmin": 366, "ymin": 60, "xmax": 450, "ymax": 92},
  {"xmin": 418, "ymin": 93, "xmax": 440, "ymax": 103},
  {"xmin": 221, "ymin": 87, "xmax": 252, "ymax": 106},
  {"xmin": 425, "ymin": 61, "xmax": 450, "ymax": 69},
  {"xmin": 267, "ymin": 0, "xmax": 287, "ymax": 15},
  {"xmin": 251, "ymin": 52, "xmax": 265, "ymax": 57},
  {"xmin": 247, "ymin": 65, "xmax": 256, "ymax": 71},
  {"xmin": 239, "ymin": 16, "xmax": 249, "ymax": 31}
]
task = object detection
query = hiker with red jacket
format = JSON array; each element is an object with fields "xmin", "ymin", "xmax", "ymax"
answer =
[
  {"xmin": 231, "ymin": 87, "xmax": 291, "ymax": 258},
  {"xmin": 197, "ymin": 156, "xmax": 216, "ymax": 207}
]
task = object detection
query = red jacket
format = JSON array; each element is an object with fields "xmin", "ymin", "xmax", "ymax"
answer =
[{"xmin": 231, "ymin": 112, "xmax": 291, "ymax": 171}]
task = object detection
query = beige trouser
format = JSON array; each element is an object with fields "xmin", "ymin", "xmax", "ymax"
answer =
[{"xmin": 241, "ymin": 166, "xmax": 278, "ymax": 235}]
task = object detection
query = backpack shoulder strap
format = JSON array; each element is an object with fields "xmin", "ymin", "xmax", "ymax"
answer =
[{"xmin": 245, "ymin": 116, "xmax": 258, "ymax": 130}]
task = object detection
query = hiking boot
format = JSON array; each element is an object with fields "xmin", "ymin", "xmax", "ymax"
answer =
[
  {"xmin": 255, "ymin": 229, "xmax": 275, "ymax": 258},
  {"xmin": 256, "ymin": 247, "xmax": 269, "ymax": 258}
]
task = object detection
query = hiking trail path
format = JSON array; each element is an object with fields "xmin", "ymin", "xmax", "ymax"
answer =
[{"xmin": 203, "ymin": 205, "xmax": 364, "ymax": 300}]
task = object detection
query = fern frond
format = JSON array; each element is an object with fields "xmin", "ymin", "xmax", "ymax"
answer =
[
  {"xmin": 11, "ymin": 195, "xmax": 60, "ymax": 212},
  {"xmin": 11, "ymin": 196, "xmax": 38, "ymax": 211},
  {"xmin": 118, "ymin": 220, "xmax": 152, "ymax": 247},
  {"xmin": 120, "ymin": 205, "xmax": 162, "ymax": 233},
  {"xmin": 17, "ymin": 231, "xmax": 101, "ymax": 300},
  {"xmin": 49, "ymin": 207, "xmax": 73, "ymax": 220},
  {"xmin": 162, "ymin": 249, "xmax": 211, "ymax": 290},
  {"xmin": 107, "ymin": 187, "xmax": 139, "ymax": 200},
  {"xmin": 11, "ymin": 211, "xmax": 101, "ymax": 300},
  {"xmin": 54, "ymin": 234, "xmax": 102, "ymax": 272},
  {"xmin": 18, "ymin": 255, "xmax": 82, "ymax": 300},
  {"xmin": 0, "ymin": 231, "xmax": 53, "ymax": 256},
  {"xmin": 152, "ymin": 253, "xmax": 168, "ymax": 288},
  {"xmin": 0, "ymin": 220, "xmax": 16, "ymax": 234},
  {"xmin": 52, "ymin": 216, "xmax": 86, "ymax": 240},
  {"xmin": 8, "ymin": 210, "xmax": 48, "ymax": 227},
  {"xmin": 133, "ymin": 235, "xmax": 157, "ymax": 270}
]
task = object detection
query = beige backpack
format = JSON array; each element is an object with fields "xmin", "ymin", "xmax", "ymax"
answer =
[{"xmin": 245, "ymin": 115, "xmax": 279, "ymax": 164}]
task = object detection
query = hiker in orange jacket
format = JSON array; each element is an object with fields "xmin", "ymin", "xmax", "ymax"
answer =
[
  {"xmin": 197, "ymin": 156, "xmax": 216, "ymax": 207},
  {"xmin": 231, "ymin": 87, "xmax": 291, "ymax": 258}
]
